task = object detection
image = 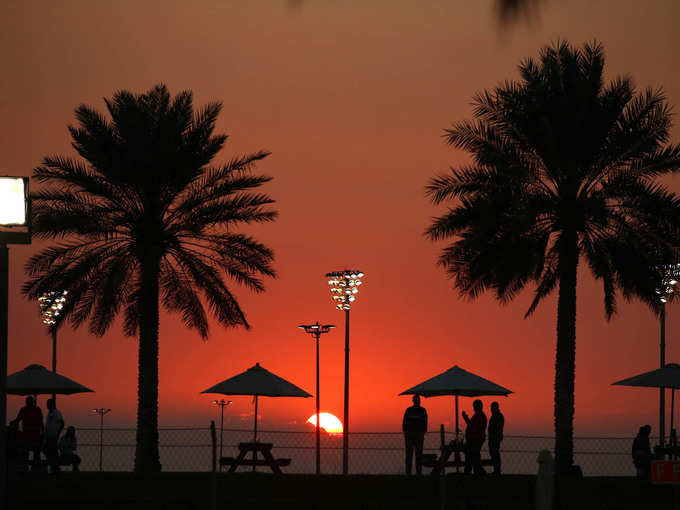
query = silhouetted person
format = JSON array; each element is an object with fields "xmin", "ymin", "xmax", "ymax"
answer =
[
  {"xmin": 16, "ymin": 396, "xmax": 43, "ymax": 471},
  {"xmin": 58, "ymin": 426, "xmax": 81, "ymax": 471},
  {"xmin": 44, "ymin": 398, "xmax": 64, "ymax": 472},
  {"xmin": 7, "ymin": 419, "xmax": 27, "ymax": 473},
  {"xmin": 402, "ymin": 394, "xmax": 428, "ymax": 475},
  {"xmin": 632, "ymin": 424, "xmax": 652, "ymax": 479},
  {"xmin": 462, "ymin": 399, "xmax": 487, "ymax": 475},
  {"xmin": 488, "ymin": 401, "xmax": 504, "ymax": 474}
]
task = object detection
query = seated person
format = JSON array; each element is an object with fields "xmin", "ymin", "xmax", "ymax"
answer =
[
  {"xmin": 58, "ymin": 426, "xmax": 81, "ymax": 471},
  {"xmin": 7, "ymin": 419, "xmax": 28, "ymax": 473}
]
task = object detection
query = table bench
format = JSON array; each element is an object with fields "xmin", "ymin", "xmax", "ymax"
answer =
[{"xmin": 219, "ymin": 442, "xmax": 291, "ymax": 474}]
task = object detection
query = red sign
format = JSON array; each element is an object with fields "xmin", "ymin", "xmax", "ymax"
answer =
[{"xmin": 652, "ymin": 461, "xmax": 680, "ymax": 483}]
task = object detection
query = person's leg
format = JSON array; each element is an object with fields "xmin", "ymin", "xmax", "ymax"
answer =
[
  {"xmin": 415, "ymin": 435, "xmax": 424, "ymax": 475},
  {"xmin": 405, "ymin": 436, "xmax": 414, "ymax": 475},
  {"xmin": 472, "ymin": 441, "xmax": 484, "ymax": 475},
  {"xmin": 464, "ymin": 443, "xmax": 472, "ymax": 474},
  {"xmin": 47, "ymin": 437, "xmax": 60, "ymax": 472},
  {"xmin": 73, "ymin": 454, "xmax": 81, "ymax": 471},
  {"xmin": 489, "ymin": 439, "xmax": 500, "ymax": 474}
]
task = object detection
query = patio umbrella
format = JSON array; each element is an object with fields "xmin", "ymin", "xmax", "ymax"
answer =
[
  {"xmin": 7, "ymin": 364, "xmax": 94, "ymax": 396},
  {"xmin": 612, "ymin": 363, "xmax": 680, "ymax": 436},
  {"xmin": 399, "ymin": 365, "xmax": 513, "ymax": 441},
  {"xmin": 201, "ymin": 362, "xmax": 312, "ymax": 443}
]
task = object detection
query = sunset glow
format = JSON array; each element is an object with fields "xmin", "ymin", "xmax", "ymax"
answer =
[{"xmin": 307, "ymin": 412, "xmax": 343, "ymax": 435}]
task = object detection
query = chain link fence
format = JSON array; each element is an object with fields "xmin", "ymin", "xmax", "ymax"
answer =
[{"xmin": 70, "ymin": 426, "xmax": 639, "ymax": 476}]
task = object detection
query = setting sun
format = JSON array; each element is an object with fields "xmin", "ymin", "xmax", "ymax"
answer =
[{"xmin": 306, "ymin": 412, "xmax": 343, "ymax": 435}]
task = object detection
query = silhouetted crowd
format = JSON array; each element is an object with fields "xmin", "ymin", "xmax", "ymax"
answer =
[{"xmin": 7, "ymin": 396, "xmax": 81, "ymax": 474}]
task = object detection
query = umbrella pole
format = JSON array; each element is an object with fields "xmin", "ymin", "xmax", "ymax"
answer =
[
  {"xmin": 455, "ymin": 394, "xmax": 459, "ymax": 474},
  {"xmin": 672, "ymin": 389, "xmax": 676, "ymax": 453},
  {"xmin": 253, "ymin": 395, "xmax": 258, "ymax": 472}
]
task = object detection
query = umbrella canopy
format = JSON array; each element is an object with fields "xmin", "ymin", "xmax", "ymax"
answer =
[
  {"xmin": 7, "ymin": 364, "xmax": 94, "ymax": 395},
  {"xmin": 201, "ymin": 362, "xmax": 312, "ymax": 445},
  {"xmin": 400, "ymin": 365, "xmax": 513, "ymax": 398},
  {"xmin": 612, "ymin": 363, "xmax": 680, "ymax": 389},
  {"xmin": 399, "ymin": 365, "xmax": 513, "ymax": 443}
]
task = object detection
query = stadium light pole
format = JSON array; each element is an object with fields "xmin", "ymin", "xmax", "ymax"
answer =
[
  {"xmin": 0, "ymin": 176, "xmax": 31, "ymax": 508},
  {"xmin": 325, "ymin": 270, "xmax": 364, "ymax": 475},
  {"xmin": 213, "ymin": 399, "xmax": 232, "ymax": 471},
  {"xmin": 657, "ymin": 260, "xmax": 680, "ymax": 448},
  {"xmin": 93, "ymin": 408, "xmax": 112, "ymax": 471},
  {"xmin": 298, "ymin": 322, "xmax": 335, "ymax": 474},
  {"xmin": 38, "ymin": 290, "xmax": 68, "ymax": 403}
]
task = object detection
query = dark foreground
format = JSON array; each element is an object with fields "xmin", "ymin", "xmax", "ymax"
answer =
[{"xmin": 8, "ymin": 471, "xmax": 679, "ymax": 509}]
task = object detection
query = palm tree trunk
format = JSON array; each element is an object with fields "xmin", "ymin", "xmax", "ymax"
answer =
[
  {"xmin": 554, "ymin": 230, "xmax": 578, "ymax": 474},
  {"xmin": 134, "ymin": 250, "xmax": 162, "ymax": 472}
]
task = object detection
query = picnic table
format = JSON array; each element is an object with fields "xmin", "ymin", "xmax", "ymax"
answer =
[
  {"xmin": 219, "ymin": 442, "xmax": 291, "ymax": 474},
  {"xmin": 421, "ymin": 425, "xmax": 494, "ymax": 475}
]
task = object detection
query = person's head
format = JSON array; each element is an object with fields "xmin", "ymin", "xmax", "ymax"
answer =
[
  {"xmin": 473, "ymin": 399, "xmax": 483, "ymax": 412},
  {"xmin": 640, "ymin": 424, "xmax": 652, "ymax": 437},
  {"xmin": 46, "ymin": 398, "xmax": 55, "ymax": 411},
  {"xmin": 66, "ymin": 426, "xmax": 76, "ymax": 437},
  {"xmin": 491, "ymin": 402, "xmax": 499, "ymax": 413},
  {"xmin": 412, "ymin": 395, "xmax": 421, "ymax": 406},
  {"xmin": 25, "ymin": 396, "xmax": 34, "ymax": 407}
]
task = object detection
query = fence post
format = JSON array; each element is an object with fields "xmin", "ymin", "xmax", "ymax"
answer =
[
  {"xmin": 210, "ymin": 420, "xmax": 217, "ymax": 510},
  {"xmin": 211, "ymin": 420, "xmax": 216, "ymax": 472},
  {"xmin": 535, "ymin": 449, "xmax": 554, "ymax": 510}
]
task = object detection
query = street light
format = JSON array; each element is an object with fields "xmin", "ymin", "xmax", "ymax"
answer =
[
  {"xmin": 93, "ymin": 408, "xmax": 112, "ymax": 471},
  {"xmin": 325, "ymin": 269, "xmax": 364, "ymax": 475},
  {"xmin": 0, "ymin": 176, "xmax": 31, "ymax": 506},
  {"xmin": 656, "ymin": 260, "xmax": 680, "ymax": 448},
  {"xmin": 38, "ymin": 290, "xmax": 68, "ymax": 403},
  {"xmin": 212, "ymin": 399, "xmax": 232, "ymax": 471},
  {"xmin": 298, "ymin": 322, "xmax": 335, "ymax": 475}
]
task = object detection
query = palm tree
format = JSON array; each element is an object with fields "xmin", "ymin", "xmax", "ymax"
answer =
[
  {"xmin": 23, "ymin": 84, "xmax": 277, "ymax": 472},
  {"xmin": 425, "ymin": 41, "xmax": 680, "ymax": 473}
]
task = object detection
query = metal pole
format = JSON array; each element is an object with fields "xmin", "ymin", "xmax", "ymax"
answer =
[
  {"xmin": 455, "ymin": 394, "xmax": 459, "ymax": 474},
  {"xmin": 51, "ymin": 327, "xmax": 57, "ymax": 404},
  {"xmin": 253, "ymin": 395, "xmax": 258, "ymax": 471},
  {"xmin": 316, "ymin": 330, "xmax": 321, "ymax": 475},
  {"xmin": 661, "ymin": 304, "xmax": 667, "ymax": 448},
  {"xmin": 219, "ymin": 404, "xmax": 224, "ymax": 472},
  {"xmin": 0, "ymin": 244, "xmax": 9, "ymax": 509},
  {"xmin": 99, "ymin": 410, "xmax": 104, "ymax": 471},
  {"xmin": 343, "ymin": 308, "xmax": 350, "ymax": 475}
]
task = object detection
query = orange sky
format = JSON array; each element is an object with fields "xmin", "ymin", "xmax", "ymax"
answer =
[{"xmin": 2, "ymin": 1, "xmax": 680, "ymax": 436}]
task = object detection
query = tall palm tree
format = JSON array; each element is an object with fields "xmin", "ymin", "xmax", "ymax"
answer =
[
  {"xmin": 425, "ymin": 41, "xmax": 680, "ymax": 473},
  {"xmin": 23, "ymin": 84, "xmax": 277, "ymax": 472}
]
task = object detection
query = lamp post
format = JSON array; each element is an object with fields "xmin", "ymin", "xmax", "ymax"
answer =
[
  {"xmin": 656, "ymin": 261, "xmax": 680, "ymax": 448},
  {"xmin": 212, "ymin": 399, "xmax": 232, "ymax": 471},
  {"xmin": 325, "ymin": 270, "xmax": 364, "ymax": 475},
  {"xmin": 298, "ymin": 322, "xmax": 335, "ymax": 474},
  {"xmin": 0, "ymin": 176, "xmax": 31, "ymax": 507},
  {"xmin": 93, "ymin": 408, "xmax": 111, "ymax": 471},
  {"xmin": 38, "ymin": 290, "xmax": 68, "ymax": 403}
]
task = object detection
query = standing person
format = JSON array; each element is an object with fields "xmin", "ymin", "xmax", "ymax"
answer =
[
  {"xmin": 58, "ymin": 426, "xmax": 81, "ymax": 471},
  {"xmin": 16, "ymin": 396, "xmax": 44, "ymax": 471},
  {"xmin": 44, "ymin": 398, "xmax": 64, "ymax": 472},
  {"xmin": 402, "ymin": 394, "xmax": 428, "ymax": 475},
  {"xmin": 632, "ymin": 424, "xmax": 652, "ymax": 480},
  {"xmin": 462, "ymin": 399, "xmax": 487, "ymax": 475},
  {"xmin": 488, "ymin": 402, "xmax": 505, "ymax": 475}
]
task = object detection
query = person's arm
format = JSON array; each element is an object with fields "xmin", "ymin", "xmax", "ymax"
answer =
[
  {"xmin": 462, "ymin": 411, "xmax": 471, "ymax": 425},
  {"xmin": 402, "ymin": 409, "xmax": 408, "ymax": 432},
  {"xmin": 424, "ymin": 409, "xmax": 428, "ymax": 432}
]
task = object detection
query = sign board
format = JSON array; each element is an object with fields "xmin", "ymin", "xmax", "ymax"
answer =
[{"xmin": 652, "ymin": 461, "xmax": 680, "ymax": 484}]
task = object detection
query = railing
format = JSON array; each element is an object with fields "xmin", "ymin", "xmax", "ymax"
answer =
[{"xmin": 67, "ymin": 427, "xmax": 640, "ymax": 476}]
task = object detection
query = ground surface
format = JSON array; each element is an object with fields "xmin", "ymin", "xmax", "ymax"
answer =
[{"xmin": 7, "ymin": 472, "xmax": 679, "ymax": 509}]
